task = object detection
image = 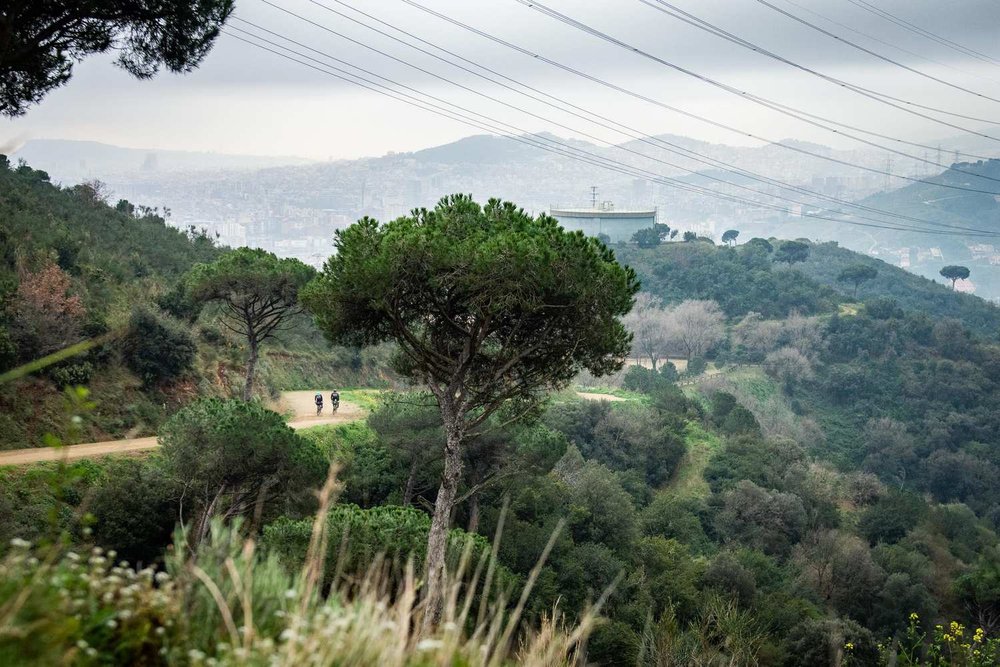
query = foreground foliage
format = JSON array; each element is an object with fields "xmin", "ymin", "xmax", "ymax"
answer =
[{"xmin": 0, "ymin": 488, "xmax": 595, "ymax": 666}]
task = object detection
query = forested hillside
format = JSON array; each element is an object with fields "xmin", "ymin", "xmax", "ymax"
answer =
[
  {"xmin": 798, "ymin": 242, "xmax": 1000, "ymax": 338},
  {"xmin": 3, "ymin": 192, "xmax": 1000, "ymax": 665},
  {"xmin": 0, "ymin": 157, "xmax": 389, "ymax": 449}
]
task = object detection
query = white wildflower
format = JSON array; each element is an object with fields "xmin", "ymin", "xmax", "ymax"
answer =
[{"xmin": 416, "ymin": 639, "xmax": 444, "ymax": 651}]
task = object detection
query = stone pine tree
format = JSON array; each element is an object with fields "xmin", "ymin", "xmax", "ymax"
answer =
[
  {"xmin": 721, "ymin": 229, "xmax": 739, "ymax": 246},
  {"xmin": 940, "ymin": 265, "xmax": 971, "ymax": 290},
  {"xmin": 302, "ymin": 195, "xmax": 638, "ymax": 622},
  {"xmin": 1, "ymin": 0, "xmax": 234, "ymax": 116},
  {"xmin": 186, "ymin": 248, "xmax": 314, "ymax": 401},
  {"xmin": 774, "ymin": 240, "xmax": 810, "ymax": 265},
  {"xmin": 837, "ymin": 264, "xmax": 878, "ymax": 298}
]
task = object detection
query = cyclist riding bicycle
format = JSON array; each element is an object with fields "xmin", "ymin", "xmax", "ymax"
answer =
[
  {"xmin": 330, "ymin": 390, "xmax": 340, "ymax": 414},
  {"xmin": 314, "ymin": 392, "xmax": 323, "ymax": 416}
]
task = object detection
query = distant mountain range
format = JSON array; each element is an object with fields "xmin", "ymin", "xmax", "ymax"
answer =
[{"xmin": 8, "ymin": 139, "xmax": 313, "ymax": 182}]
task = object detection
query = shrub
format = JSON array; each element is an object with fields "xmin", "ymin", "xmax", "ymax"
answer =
[
  {"xmin": 90, "ymin": 459, "xmax": 177, "ymax": 566},
  {"xmin": 47, "ymin": 361, "xmax": 94, "ymax": 387},
  {"xmin": 156, "ymin": 281, "xmax": 202, "ymax": 322},
  {"xmin": 659, "ymin": 361, "xmax": 679, "ymax": 383},
  {"xmin": 858, "ymin": 493, "xmax": 926, "ymax": 546},
  {"xmin": 120, "ymin": 309, "xmax": 196, "ymax": 386},
  {"xmin": 784, "ymin": 618, "xmax": 878, "ymax": 667},
  {"xmin": 159, "ymin": 398, "xmax": 328, "ymax": 543},
  {"xmin": 0, "ymin": 325, "xmax": 15, "ymax": 371},
  {"xmin": 262, "ymin": 504, "xmax": 517, "ymax": 592},
  {"xmin": 588, "ymin": 619, "xmax": 641, "ymax": 667},
  {"xmin": 686, "ymin": 356, "xmax": 707, "ymax": 376},
  {"xmin": 622, "ymin": 365, "xmax": 662, "ymax": 393}
]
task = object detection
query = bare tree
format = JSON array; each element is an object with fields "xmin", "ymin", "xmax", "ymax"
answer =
[
  {"xmin": 664, "ymin": 300, "xmax": 725, "ymax": 360},
  {"xmin": 763, "ymin": 347, "xmax": 814, "ymax": 388},
  {"xmin": 623, "ymin": 293, "xmax": 670, "ymax": 370},
  {"xmin": 781, "ymin": 312, "xmax": 825, "ymax": 361},
  {"xmin": 732, "ymin": 312, "xmax": 782, "ymax": 357}
]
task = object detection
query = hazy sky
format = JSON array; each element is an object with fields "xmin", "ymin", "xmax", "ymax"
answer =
[{"xmin": 3, "ymin": 0, "xmax": 999, "ymax": 160}]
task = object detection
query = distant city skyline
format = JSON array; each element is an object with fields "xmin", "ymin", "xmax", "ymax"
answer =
[{"xmin": 3, "ymin": 0, "xmax": 1000, "ymax": 160}]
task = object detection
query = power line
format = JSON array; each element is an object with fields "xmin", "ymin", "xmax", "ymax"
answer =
[
  {"xmin": 298, "ymin": 0, "xmax": 998, "ymax": 232},
  {"xmin": 844, "ymin": 0, "xmax": 1000, "ymax": 68},
  {"xmin": 639, "ymin": 0, "xmax": 1000, "ymax": 126},
  {"xmin": 778, "ymin": 0, "xmax": 1000, "ymax": 87},
  {"xmin": 223, "ymin": 25, "xmax": 1000, "ymax": 238},
  {"xmin": 755, "ymin": 0, "xmax": 1000, "ymax": 100},
  {"xmin": 513, "ymin": 0, "xmax": 1000, "ymax": 153},
  {"xmin": 399, "ymin": 0, "xmax": 1000, "ymax": 182},
  {"xmin": 225, "ymin": 28, "xmax": 979, "ymax": 238}
]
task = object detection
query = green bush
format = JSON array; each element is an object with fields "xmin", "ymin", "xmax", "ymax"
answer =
[
  {"xmin": 90, "ymin": 458, "xmax": 177, "ymax": 566},
  {"xmin": 686, "ymin": 356, "xmax": 707, "ymax": 376},
  {"xmin": 262, "ymin": 504, "xmax": 518, "ymax": 592},
  {"xmin": 48, "ymin": 361, "xmax": 94, "ymax": 388},
  {"xmin": 659, "ymin": 362, "xmax": 679, "ymax": 383},
  {"xmin": 588, "ymin": 619, "xmax": 641, "ymax": 667},
  {"xmin": 159, "ymin": 398, "xmax": 328, "ymax": 539},
  {"xmin": 0, "ymin": 325, "xmax": 16, "ymax": 371},
  {"xmin": 622, "ymin": 365, "xmax": 662, "ymax": 393},
  {"xmin": 120, "ymin": 309, "xmax": 196, "ymax": 386}
]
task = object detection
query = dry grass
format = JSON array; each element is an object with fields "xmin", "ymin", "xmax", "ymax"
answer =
[{"xmin": 0, "ymin": 464, "xmax": 604, "ymax": 666}]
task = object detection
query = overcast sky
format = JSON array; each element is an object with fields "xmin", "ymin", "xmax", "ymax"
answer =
[{"xmin": 3, "ymin": 0, "xmax": 1000, "ymax": 160}]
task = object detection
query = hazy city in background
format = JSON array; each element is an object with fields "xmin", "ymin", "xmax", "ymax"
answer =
[{"xmin": 5, "ymin": 0, "xmax": 1000, "ymax": 294}]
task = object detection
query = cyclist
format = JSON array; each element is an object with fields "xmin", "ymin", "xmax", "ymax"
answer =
[
  {"xmin": 330, "ymin": 390, "xmax": 340, "ymax": 414},
  {"xmin": 314, "ymin": 392, "xmax": 323, "ymax": 416}
]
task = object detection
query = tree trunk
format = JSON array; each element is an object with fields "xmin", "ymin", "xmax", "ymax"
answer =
[
  {"xmin": 467, "ymin": 493, "xmax": 480, "ymax": 534},
  {"xmin": 402, "ymin": 457, "xmax": 419, "ymax": 506},
  {"xmin": 423, "ymin": 424, "xmax": 464, "ymax": 631},
  {"xmin": 242, "ymin": 336, "xmax": 258, "ymax": 401}
]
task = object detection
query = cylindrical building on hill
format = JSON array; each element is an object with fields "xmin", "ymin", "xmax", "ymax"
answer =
[{"xmin": 550, "ymin": 203, "xmax": 656, "ymax": 242}]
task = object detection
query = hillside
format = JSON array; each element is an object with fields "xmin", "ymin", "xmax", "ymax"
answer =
[
  {"xmin": 798, "ymin": 241, "xmax": 1000, "ymax": 338},
  {"xmin": 0, "ymin": 157, "xmax": 389, "ymax": 450},
  {"xmin": 0, "ymin": 156, "xmax": 226, "ymax": 448},
  {"xmin": 616, "ymin": 237, "xmax": 1000, "ymax": 336},
  {"xmin": 747, "ymin": 159, "xmax": 1000, "ymax": 299},
  {"xmin": 615, "ymin": 240, "xmax": 839, "ymax": 318},
  {"xmin": 3, "ymin": 193, "xmax": 1000, "ymax": 664}
]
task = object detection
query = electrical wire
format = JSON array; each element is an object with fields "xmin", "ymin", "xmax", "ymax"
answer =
[
  {"xmin": 755, "ymin": 0, "xmax": 1000, "ymax": 99},
  {"xmin": 639, "ymin": 0, "xmax": 1000, "ymax": 126},
  {"xmin": 845, "ymin": 0, "xmax": 1000, "ymax": 68},
  {"xmin": 512, "ymin": 0, "xmax": 1000, "ymax": 155},
  {"xmin": 222, "ymin": 25, "xmax": 1000, "ymax": 238},
  {"xmin": 778, "ymin": 0, "xmax": 1000, "ymax": 86},
  {"xmin": 401, "ymin": 0, "xmax": 1000, "ymax": 178},
  {"xmin": 295, "ymin": 0, "xmax": 997, "ymax": 233}
]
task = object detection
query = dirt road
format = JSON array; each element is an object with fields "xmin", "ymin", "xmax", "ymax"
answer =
[
  {"xmin": 0, "ymin": 390, "xmax": 363, "ymax": 467},
  {"xmin": 2, "ymin": 390, "xmax": 623, "ymax": 466}
]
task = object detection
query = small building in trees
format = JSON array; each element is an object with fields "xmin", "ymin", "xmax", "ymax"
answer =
[{"xmin": 550, "ymin": 202, "xmax": 656, "ymax": 242}]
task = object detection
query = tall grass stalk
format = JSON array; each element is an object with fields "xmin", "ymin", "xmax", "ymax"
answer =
[{"xmin": 0, "ymin": 463, "xmax": 602, "ymax": 665}]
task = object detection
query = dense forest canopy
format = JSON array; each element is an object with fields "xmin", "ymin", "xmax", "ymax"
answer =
[{"xmin": 2, "ymin": 173, "xmax": 1000, "ymax": 665}]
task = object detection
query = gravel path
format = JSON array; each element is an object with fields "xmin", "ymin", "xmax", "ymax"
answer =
[{"xmin": 0, "ymin": 391, "xmax": 363, "ymax": 467}]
